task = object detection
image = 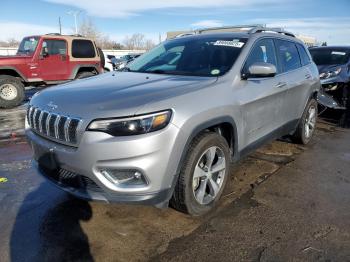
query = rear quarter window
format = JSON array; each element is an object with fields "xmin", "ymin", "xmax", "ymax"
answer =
[
  {"xmin": 297, "ymin": 44, "xmax": 311, "ymax": 66},
  {"xmin": 72, "ymin": 39, "xmax": 96, "ymax": 58},
  {"xmin": 276, "ymin": 40, "xmax": 302, "ymax": 72}
]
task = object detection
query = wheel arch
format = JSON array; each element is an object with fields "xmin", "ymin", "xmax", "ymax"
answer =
[
  {"xmin": 162, "ymin": 116, "xmax": 239, "ymax": 209},
  {"xmin": 70, "ymin": 65, "xmax": 99, "ymax": 79},
  {"xmin": 175, "ymin": 116, "xmax": 239, "ymax": 176},
  {"xmin": 0, "ymin": 67, "xmax": 27, "ymax": 82}
]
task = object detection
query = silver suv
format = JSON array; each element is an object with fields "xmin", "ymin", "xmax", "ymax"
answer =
[{"xmin": 26, "ymin": 26, "xmax": 320, "ymax": 216}]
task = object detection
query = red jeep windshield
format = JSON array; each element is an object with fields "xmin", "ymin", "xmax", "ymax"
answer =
[{"xmin": 17, "ymin": 37, "xmax": 39, "ymax": 55}]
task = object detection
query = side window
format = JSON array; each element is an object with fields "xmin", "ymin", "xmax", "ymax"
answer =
[
  {"xmin": 297, "ymin": 44, "xmax": 311, "ymax": 66},
  {"xmin": 42, "ymin": 39, "xmax": 67, "ymax": 55},
  {"xmin": 72, "ymin": 40, "xmax": 96, "ymax": 58},
  {"xmin": 276, "ymin": 40, "xmax": 302, "ymax": 72},
  {"xmin": 243, "ymin": 38, "xmax": 278, "ymax": 73}
]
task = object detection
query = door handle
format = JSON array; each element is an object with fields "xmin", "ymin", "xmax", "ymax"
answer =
[
  {"xmin": 305, "ymin": 74, "xmax": 312, "ymax": 79},
  {"xmin": 275, "ymin": 82, "xmax": 287, "ymax": 88}
]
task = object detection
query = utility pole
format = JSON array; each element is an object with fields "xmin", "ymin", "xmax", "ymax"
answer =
[
  {"xmin": 58, "ymin": 17, "xmax": 62, "ymax": 34},
  {"xmin": 67, "ymin": 10, "xmax": 81, "ymax": 35}
]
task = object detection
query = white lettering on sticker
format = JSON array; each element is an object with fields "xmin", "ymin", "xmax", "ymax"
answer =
[{"xmin": 214, "ymin": 40, "xmax": 245, "ymax": 48}]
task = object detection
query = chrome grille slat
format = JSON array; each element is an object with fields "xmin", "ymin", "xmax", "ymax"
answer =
[
  {"xmin": 64, "ymin": 117, "xmax": 71, "ymax": 142},
  {"xmin": 26, "ymin": 106, "xmax": 81, "ymax": 145},
  {"xmin": 54, "ymin": 115, "xmax": 61, "ymax": 140},
  {"xmin": 38, "ymin": 111, "xmax": 44, "ymax": 133},
  {"xmin": 45, "ymin": 113, "xmax": 51, "ymax": 136}
]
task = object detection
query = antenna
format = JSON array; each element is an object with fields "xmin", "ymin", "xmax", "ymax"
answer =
[{"xmin": 67, "ymin": 10, "xmax": 82, "ymax": 35}]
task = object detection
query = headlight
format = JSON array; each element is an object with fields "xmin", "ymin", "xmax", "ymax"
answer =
[
  {"xmin": 87, "ymin": 110, "xmax": 172, "ymax": 136},
  {"xmin": 320, "ymin": 68, "xmax": 341, "ymax": 79}
]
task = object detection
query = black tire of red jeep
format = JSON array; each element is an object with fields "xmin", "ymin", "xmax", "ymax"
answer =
[
  {"xmin": 170, "ymin": 132, "xmax": 230, "ymax": 216},
  {"xmin": 97, "ymin": 47, "xmax": 105, "ymax": 68},
  {"xmin": 291, "ymin": 98, "xmax": 318, "ymax": 145},
  {"xmin": 0, "ymin": 75, "xmax": 25, "ymax": 109},
  {"xmin": 75, "ymin": 71, "xmax": 95, "ymax": 80}
]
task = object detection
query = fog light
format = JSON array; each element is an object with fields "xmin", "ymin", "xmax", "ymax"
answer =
[{"xmin": 101, "ymin": 169, "xmax": 147, "ymax": 186}]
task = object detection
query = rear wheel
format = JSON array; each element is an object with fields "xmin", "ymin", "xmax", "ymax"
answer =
[
  {"xmin": 292, "ymin": 98, "xmax": 318, "ymax": 144},
  {"xmin": 0, "ymin": 76, "xmax": 25, "ymax": 109},
  {"xmin": 171, "ymin": 132, "xmax": 230, "ymax": 216}
]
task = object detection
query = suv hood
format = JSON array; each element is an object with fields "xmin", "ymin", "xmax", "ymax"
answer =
[{"xmin": 30, "ymin": 72, "xmax": 217, "ymax": 119}]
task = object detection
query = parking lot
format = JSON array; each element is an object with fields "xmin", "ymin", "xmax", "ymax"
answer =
[{"xmin": 0, "ymin": 111, "xmax": 350, "ymax": 261}]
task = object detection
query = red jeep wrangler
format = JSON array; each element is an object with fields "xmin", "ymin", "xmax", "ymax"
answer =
[{"xmin": 0, "ymin": 34, "xmax": 104, "ymax": 108}]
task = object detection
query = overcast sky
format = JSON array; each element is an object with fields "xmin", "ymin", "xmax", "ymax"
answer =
[{"xmin": 1, "ymin": 0, "xmax": 349, "ymax": 45}]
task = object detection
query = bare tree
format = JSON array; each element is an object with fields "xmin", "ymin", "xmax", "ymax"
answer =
[
  {"xmin": 6, "ymin": 38, "xmax": 20, "ymax": 47},
  {"xmin": 123, "ymin": 34, "xmax": 156, "ymax": 50},
  {"xmin": 78, "ymin": 18, "xmax": 124, "ymax": 49},
  {"xmin": 144, "ymin": 39, "xmax": 156, "ymax": 50},
  {"xmin": 78, "ymin": 18, "xmax": 101, "ymax": 40}
]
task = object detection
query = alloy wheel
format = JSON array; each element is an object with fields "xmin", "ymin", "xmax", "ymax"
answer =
[{"xmin": 192, "ymin": 146, "xmax": 226, "ymax": 205}]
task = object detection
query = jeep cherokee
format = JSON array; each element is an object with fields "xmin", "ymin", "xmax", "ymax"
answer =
[{"xmin": 26, "ymin": 26, "xmax": 320, "ymax": 216}]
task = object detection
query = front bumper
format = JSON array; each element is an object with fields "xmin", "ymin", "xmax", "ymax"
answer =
[{"xmin": 26, "ymin": 123, "xmax": 183, "ymax": 207}]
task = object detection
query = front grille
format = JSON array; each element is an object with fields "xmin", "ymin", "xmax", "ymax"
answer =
[{"xmin": 27, "ymin": 106, "xmax": 81, "ymax": 144}]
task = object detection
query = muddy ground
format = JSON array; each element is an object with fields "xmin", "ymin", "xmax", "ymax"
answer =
[{"xmin": 0, "ymin": 119, "xmax": 349, "ymax": 262}]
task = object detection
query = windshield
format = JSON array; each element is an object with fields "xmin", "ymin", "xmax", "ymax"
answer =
[
  {"xmin": 17, "ymin": 37, "xmax": 39, "ymax": 55},
  {"xmin": 310, "ymin": 48, "xmax": 350, "ymax": 65},
  {"xmin": 128, "ymin": 36, "xmax": 247, "ymax": 77}
]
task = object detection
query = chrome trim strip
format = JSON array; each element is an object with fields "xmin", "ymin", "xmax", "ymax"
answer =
[
  {"xmin": 64, "ymin": 117, "xmax": 71, "ymax": 142},
  {"xmin": 28, "ymin": 107, "xmax": 33, "ymax": 127},
  {"xmin": 33, "ymin": 108, "xmax": 39, "ymax": 130},
  {"xmin": 54, "ymin": 115, "xmax": 61, "ymax": 140},
  {"xmin": 46, "ymin": 113, "xmax": 51, "ymax": 136},
  {"xmin": 38, "ymin": 110, "xmax": 44, "ymax": 133}
]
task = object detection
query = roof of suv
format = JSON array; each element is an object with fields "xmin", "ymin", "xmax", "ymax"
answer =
[
  {"xmin": 168, "ymin": 31, "xmax": 302, "ymax": 44},
  {"xmin": 27, "ymin": 34, "xmax": 95, "ymax": 42}
]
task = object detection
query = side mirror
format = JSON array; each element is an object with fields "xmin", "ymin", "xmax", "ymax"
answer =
[{"xmin": 243, "ymin": 62, "xmax": 277, "ymax": 79}]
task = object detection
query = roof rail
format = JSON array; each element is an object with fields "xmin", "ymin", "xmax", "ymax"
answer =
[
  {"xmin": 69, "ymin": 34, "xmax": 84, "ymax": 37},
  {"xmin": 45, "ymin": 33, "xmax": 61, "ymax": 36},
  {"xmin": 195, "ymin": 25, "xmax": 295, "ymax": 37},
  {"xmin": 195, "ymin": 24, "xmax": 263, "ymax": 34},
  {"xmin": 249, "ymin": 27, "xmax": 295, "ymax": 37}
]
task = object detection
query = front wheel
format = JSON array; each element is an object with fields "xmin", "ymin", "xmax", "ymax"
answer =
[
  {"xmin": 0, "ymin": 76, "xmax": 25, "ymax": 109},
  {"xmin": 171, "ymin": 132, "xmax": 230, "ymax": 216},
  {"xmin": 292, "ymin": 98, "xmax": 318, "ymax": 145}
]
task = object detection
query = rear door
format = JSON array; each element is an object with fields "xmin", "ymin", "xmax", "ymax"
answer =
[
  {"xmin": 38, "ymin": 39, "xmax": 69, "ymax": 81},
  {"xmin": 275, "ymin": 39, "xmax": 309, "ymax": 122},
  {"xmin": 240, "ymin": 38, "xmax": 289, "ymax": 147}
]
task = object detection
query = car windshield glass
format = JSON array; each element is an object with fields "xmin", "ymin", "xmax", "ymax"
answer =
[
  {"xmin": 128, "ymin": 36, "xmax": 247, "ymax": 77},
  {"xmin": 310, "ymin": 48, "xmax": 350, "ymax": 65},
  {"xmin": 17, "ymin": 37, "xmax": 39, "ymax": 55}
]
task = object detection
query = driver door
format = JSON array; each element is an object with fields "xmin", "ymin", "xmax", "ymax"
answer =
[
  {"xmin": 38, "ymin": 39, "xmax": 69, "ymax": 81},
  {"xmin": 239, "ymin": 38, "xmax": 289, "ymax": 147}
]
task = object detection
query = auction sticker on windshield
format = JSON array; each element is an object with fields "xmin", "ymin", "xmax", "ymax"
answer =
[{"xmin": 214, "ymin": 40, "xmax": 245, "ymax": 48}]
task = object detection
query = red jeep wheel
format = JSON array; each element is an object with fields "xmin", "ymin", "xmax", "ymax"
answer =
[{"xmin": 0, "ymin": 75, "xmax": 25, "ymax": 109}]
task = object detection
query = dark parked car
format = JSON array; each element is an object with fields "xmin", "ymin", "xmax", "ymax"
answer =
[
  {"xmin": 115, "ymin": 54, "xmax": 142, "ymax": 70},
  {"xmin": 310, "ymin": 46, "xmax": 350, "ymax": 110}
]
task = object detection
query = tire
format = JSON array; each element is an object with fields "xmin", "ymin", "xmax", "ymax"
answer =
[
  {"xmin": 291, "ymin": 98, "xmax": 318, "ymax": 145},
  {"xmin": 97, "ymin": 47, "xmax": 105, "ymax": 68},
  {"xmin": 0, "ymin": 75, "xmax": 25, "ymax": 109},
  {"xmin": 170, "ymin": 132, "xmax": 230, "ymax": 216},
  {"xmin": 75, "ymin": 71, "xmax": 95, "ymax": 80}
]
